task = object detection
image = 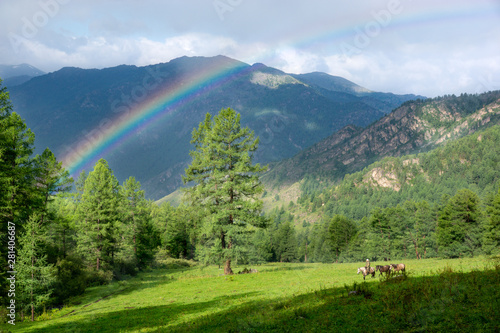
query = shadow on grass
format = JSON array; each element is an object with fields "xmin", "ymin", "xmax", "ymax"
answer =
[
  {"xmin": 114, "ymin": 269, "xmax": 183, "ymax": 296},
  {"xmin": 168, "ymin": 268, "xmax": 500, "ymax": 332},
  {"xmin": 17, "ymin": 268, "xmax": 500, "ymax": 332},
  {"xmin": 21, "ymin": 292, "xmax": 260, "ymax": 333},
  {"xmin": 60, "ymin": 267, "xmax": 195, "ymax": 318}
]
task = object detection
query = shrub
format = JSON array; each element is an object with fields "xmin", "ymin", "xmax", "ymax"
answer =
[
  {"xmin": 53, "ymin": 256, "xmax": 87, "ymax": 305},
  {"xmin": 153, "ymin": 249, "xmax": 197, "ymax": 269},
  {"xmin": 85, "ymin": 269, "xmax": 114, "ymax": 287},
  {"xmin": 113, "ymin": 259, "xmax": 139, "ymax": 280}
]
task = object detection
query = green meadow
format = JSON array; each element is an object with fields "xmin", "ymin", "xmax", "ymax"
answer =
[{"xmin": 3, "ymin": 257, "xmax": 498, "ymax": 333}]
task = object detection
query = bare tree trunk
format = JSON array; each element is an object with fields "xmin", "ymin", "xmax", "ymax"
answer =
[
  {"xmin": 63, "ymin": 228, "xmax": 66, "ymax": 258},
  {"xmin": 133, "ymin": 231, "xmax": 137, "ymax": 256},
  {"xmin": 31, "ymin": 232, "xmax": 35, "ymax": 321},
  {"xmin": 97, "ymin": 218, "xmax": 100, "ymax": 270},
  {"xmin": 224, "ymin": 259, "xmax": 233, "ymax": 275},
  {"xmin": 304, "ymin": 242, "xmax": 308, "ymax": 263}
]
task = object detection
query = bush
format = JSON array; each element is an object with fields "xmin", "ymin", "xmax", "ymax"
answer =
[
  {"xmin": 53, "ymin": 256, "xmax": 88, "ymax": 305},
  {"xmin": 35, "ymin": 308, "xmax": 62, "ymax": 321},
  {"xmin": 153, "ymin": 249, "xmax": 197, "ymax": 269},
  {"xmin": 0, "ymin": 307, "xmax": 7, "ymax": 324},
  {"xmin": 344, "ymin": 281, "xmax": 373, "ymax": 299},
  {"xmin": 113, "ymin": 259, "xmax": 139, "ymax": 280},
  {"xmin": 85, "ymin": 269, "xmax": 114, "ymax": 287}
]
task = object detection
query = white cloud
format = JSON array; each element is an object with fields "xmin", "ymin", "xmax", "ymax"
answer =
[{"xmin": 0, "ymin": 0, "xmax": 499, "ymax": 97}]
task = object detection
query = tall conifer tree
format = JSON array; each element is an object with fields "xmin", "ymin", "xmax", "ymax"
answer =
[
  {"xmin": 275, "ymin": 221, "xmax": 297, "ymax": 262},
  {"xmin": 0, "ymin": 100, "xmax": 36, "ymax": 224},
  {"xmin": 483, "ymin": 187, "xmax": 500, "ymax": 255},
  {"xmin": 0, "ymin": 80, "xmax": 38, "ymax": 307},
  {"xmin": 16, "ymin": 213, "xmax": 54, "ymax": 321},
  {"xmin": 76, "ymin": 159, "xmax": 120, "ymax": 271},
  {"xmin": 120, "ymin": 177, "xmax": 155, "ymax": 267},
  {"xmin": 33, "ymin": 148, "xmax": 73, "ymax": 223},
  {"xmin": 329, "ymin": 215, "xmax": 357, "ymax": 262},
  {"xmin": 183, "ymin": 108, "xmax": 267, "ymax": 274},
  {"xmin": 437, "ymin": 189, "xmax": 482, "ymax": 258}
]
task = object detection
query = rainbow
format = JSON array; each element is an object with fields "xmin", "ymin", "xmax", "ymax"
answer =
[
  {"xmin": 61, "ymin": 57, "xmax": 251, "ymax": 176},
  {"xmin": 62, "ymin": 4, "xmax": 496, "ymax": 177}
]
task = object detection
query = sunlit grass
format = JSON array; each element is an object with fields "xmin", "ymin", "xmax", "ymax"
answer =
[{"xmin": 4, "ymin": 256, "xmax": 497, "ymax": 332}]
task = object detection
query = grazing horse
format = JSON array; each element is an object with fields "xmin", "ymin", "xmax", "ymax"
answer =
[
  {"xmin": 391, "ymin": 263, "xmax": 405, "ymax": 274},
  {"xmin": 375, "ymin": 265, "xmax": 392, "ymax": 277},
  {"xmin": 357, "ymin": 267, "xmax": 375, "ymax": 280}
]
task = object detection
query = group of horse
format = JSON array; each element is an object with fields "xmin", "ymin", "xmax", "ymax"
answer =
[{"xmin": 357, "ymin": 263, "xmax": 405, "ymax": 280}]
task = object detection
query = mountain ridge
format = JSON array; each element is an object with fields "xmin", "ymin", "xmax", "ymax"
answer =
[
  {"xmin": 263, "ymin": 91, "xmax": 500, "ymax": 189},
  {"xmin": 6, "ymin": 55, "xmax": 422, "ymax": 199}
]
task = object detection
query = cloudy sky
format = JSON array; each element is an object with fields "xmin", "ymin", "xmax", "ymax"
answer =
[{"xmin": 1, "ymin": 0, "xmax": 499, "ymax": 97}]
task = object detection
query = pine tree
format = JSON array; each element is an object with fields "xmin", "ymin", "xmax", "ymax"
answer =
[
  {"xmin": 75, "ymin": 170, "xmax": 88, "ymax": 195},
  {"xmin": 49, "ymin": 195, "xmax": 76, "ymax": 258},
  {"xmin": 329, "ymin": 215, "xmax": 357, "ymax": 262},
  {"xmin": 483, "ymin": 187, "xmax": 500, "ymax": 255},
  {"xmin": 0, "ymin": 109, "xmax": 36, "ymax": 225},
  {"xmin": 0, "ymin": 80, "xmax": 38, "ymax": 308},
  {"xmin": 33, "ymin": 148, "xmax": 73, "ymax": 223},
  {"xmin": 248, "ymin": 228, "xmax": 273, "ymax": 263},
  {"xmin": 76, "ymin": 159, "xmax": 120, "ymax": 271},
  {"xmin": 437, "ymin": 189, "xmax": 482, "ymax": 258},
  {"xmin": 163, "ymin": 213, "xmax": 189, "ymax": 259},
  {"xmin": 275, "ymin": 221, "xmax": 297, "ymax": 262},
  {"xmin": 183, "ymin": 108, "xmax": 267, "ymax": 274},
  {"xmin": 16, "ymin": 213, "xmax": 54, "ymax": 321},
  {"xmin": 369, "ymin": 209, "xmax": 393, "ymax": 260},
  {"xmin": 119, "ymin": 177, "xmax": 155, "ymax": 267}
]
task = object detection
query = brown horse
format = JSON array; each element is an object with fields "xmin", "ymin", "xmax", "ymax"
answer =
[
  {"xmin": 375, "ymin": 265, "xmax": 392, "ymax": 277},
  {"xmin": 391, "ymin": 263, "xmax": 405, "ymax": 274},
  {"xmin": 357, "ymin": 267, "xmax": 375, "ymax": 280}
]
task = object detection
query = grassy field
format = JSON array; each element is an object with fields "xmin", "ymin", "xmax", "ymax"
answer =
[{"xmin": 2, "ymin": 257, "xmax": 498, "ymax": 332}]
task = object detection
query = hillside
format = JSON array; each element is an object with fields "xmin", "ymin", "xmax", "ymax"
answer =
[
  {"xmin": 7, "ymin": 56, "xmax": 421, "ymax": 199},
  {"xmin": 295, "ymin": 121, "xmax": 500, "ymax": 223},
  {"xmin": 263, "ymin": 91, "xmax": 500, "ymax": 190}
]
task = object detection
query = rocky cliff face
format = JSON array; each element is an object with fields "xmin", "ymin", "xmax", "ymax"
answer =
[{"xmin": 264, "ymin": 91, "xmax": 500, "ymax": 187}]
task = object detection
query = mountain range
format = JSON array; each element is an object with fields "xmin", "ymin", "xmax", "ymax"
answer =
[
  {"xmin": 0, "ymin": 63, "xmax": 45, "ymax": 87},
  {"xmin": 5, "ymin": 56, "xmax": 423, "ymax": 199}
]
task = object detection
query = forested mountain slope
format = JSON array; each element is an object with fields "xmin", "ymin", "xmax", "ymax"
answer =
[
  {"xmin": 262, "ymin": 123, "xmax": 500, "ymax": 264},
  {"xmin": 298, "ymin": 122, "xmax": 500, "ymax": 221},
  {"xmin": 264, "ymin": 91, "xmax": 500, "ymax": 189}
]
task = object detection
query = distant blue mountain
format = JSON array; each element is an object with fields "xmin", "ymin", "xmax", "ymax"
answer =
[
  {"xmin": 7, "ymin": 55, "xmax": 424, "ymax": 199},
  {"xmin": 0, "ymin": 63, "xmax": 45, "ymax": 87}
]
